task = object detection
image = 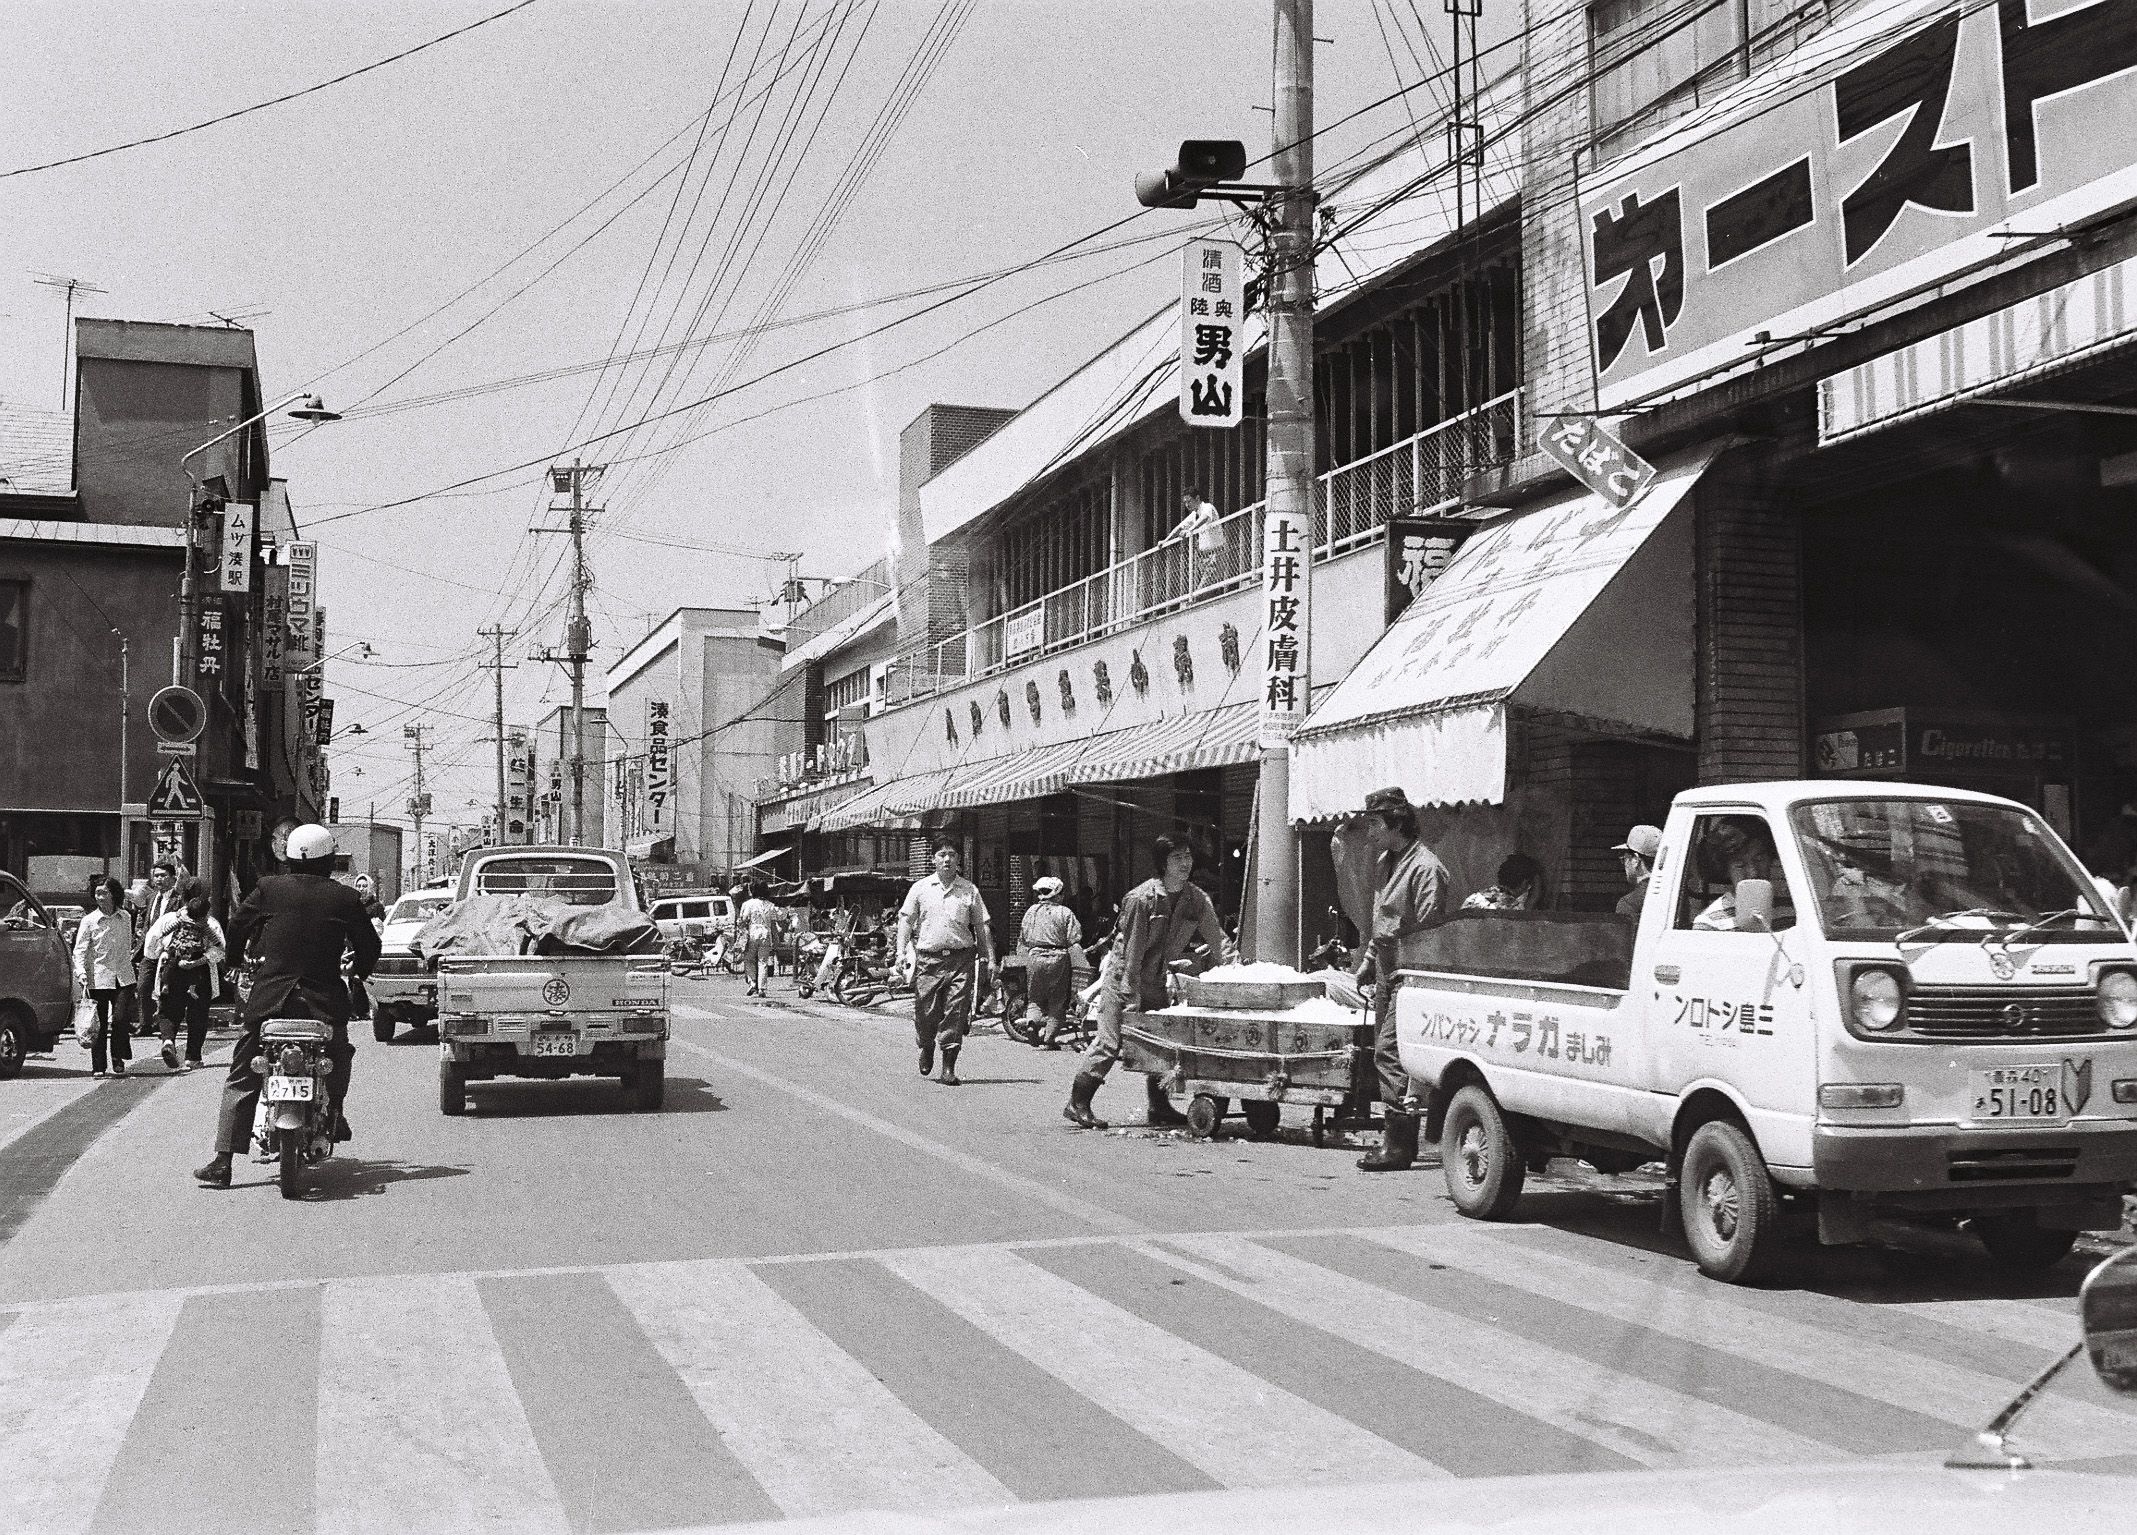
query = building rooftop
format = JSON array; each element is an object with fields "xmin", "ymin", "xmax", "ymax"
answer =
[{"xmin": 0, "ymin": 403, "xmax": 75, "ymax": 496}]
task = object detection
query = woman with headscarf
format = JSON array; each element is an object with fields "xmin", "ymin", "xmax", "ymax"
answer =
[{"xmin": 72, "ymin": 877, "xmax": 138, "ymax": 1077}]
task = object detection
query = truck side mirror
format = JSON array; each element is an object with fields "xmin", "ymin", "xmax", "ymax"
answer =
[
  {"xmin": 2083, "ymin": 1246, "xmax": 2137, "ymax": 1394},
  {"xmin": 1735, "ymin": 878, "xmax": 1774, "ymax": 933}
]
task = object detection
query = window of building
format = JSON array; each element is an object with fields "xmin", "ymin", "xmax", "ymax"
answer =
[
  {"xmin": 823, "ymin": 666, "xmax": 870, "ymax": 744},
  {"xmin": 1591, "ymin": 0, "xmax": 1832, "ymax": 154},
  {"xmin": 0, "ymin": 579, "xmax": 24, "ymax": 682}
]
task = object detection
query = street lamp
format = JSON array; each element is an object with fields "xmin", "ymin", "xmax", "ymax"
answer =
[{"xmin": 177, "ymin": 391, "xmax": 342, "ymax": 682}]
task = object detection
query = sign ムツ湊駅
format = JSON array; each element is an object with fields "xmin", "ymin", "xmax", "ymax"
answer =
[
  {"xmin": 218, "ymin": 502, "xmax": 255, "ymax": 594},
  {"xmin": 1581, "ymin": 0, "xmax": 2137, "ymax": 410},
  {"xmin": 1179, "ymin": 240, "xmax": 1244, "ymax": 428}
]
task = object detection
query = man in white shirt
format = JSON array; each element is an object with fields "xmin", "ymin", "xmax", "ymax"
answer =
[
  {"xmin": 896, "ymin": 842, "xmax": 995, "ymax": 1086},
  {"xmin": 1163, "ymin": 492, "xmax": 1226, "ymax": 588}
]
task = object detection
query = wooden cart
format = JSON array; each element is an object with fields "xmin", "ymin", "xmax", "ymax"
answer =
[{"xmin": 1118, "ymin": 983, "xmax": 1376, "ymax": 1143}]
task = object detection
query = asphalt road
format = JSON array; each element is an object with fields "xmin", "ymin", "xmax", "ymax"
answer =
[{"xmin": 0, "ymin": 973, "xmax": 2132, "ymax": 1534}]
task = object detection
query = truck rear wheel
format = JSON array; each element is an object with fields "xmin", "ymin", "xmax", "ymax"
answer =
[
  {"xmin": 1973, "ymin": 1212, "xmax": 2079, "ymax": 1273},
  {"xmin": 630, "ymin": 1060, "xmax": 665, "ymax": 1112},
  {"xmin": 1679, "ymin": 1119, "xmax": 1781, "ymax": 1283},
  {"xmin": 440, "ymin": 1061, "xmax": 467, "ymax": 1117},
  {"xmin": 1442, "ymin": 1084, "xmax": 1525, "ymax": 1219},
  {"xmin": 373, "ymin": 1007, "xmax": 396, "ymax": 1045}
]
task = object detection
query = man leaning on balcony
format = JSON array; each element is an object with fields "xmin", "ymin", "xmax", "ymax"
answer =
[{"xmin": 1164, "ymin": 491, "xmax": 1227, "ymax": 589}]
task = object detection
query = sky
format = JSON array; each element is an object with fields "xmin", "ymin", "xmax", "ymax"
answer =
[{"xmin": 1, "ymin": 0, "xmax": 1515, "ymax": 835}]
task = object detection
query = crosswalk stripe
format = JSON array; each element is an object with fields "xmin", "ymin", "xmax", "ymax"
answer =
[
  {"xmin": 881, "ymin": 1244, "xmax": 1449, "ymax": 1488},
  {"xmin": 604, "ymin": 1259, "xmax": 1014, "ymax": 1517},
  {"xmin": 0, "ymin": 1295, "xmax": 180, "ymax": 1535},
  {"xmin": 315, "ymin": 1276, "xmax": 569, "ymax": 1535},
  {"xmin": 1145, "ymin": 1233, "xmax": 1831, "ymax": 1470},
  {"xmin": 1365, "ymin": 1226, "xmax": 2137, "ymax": 1457},
  {"xmin": 1852, "ymin": 1295, "xmax": 2079, "ymax": 1355}
]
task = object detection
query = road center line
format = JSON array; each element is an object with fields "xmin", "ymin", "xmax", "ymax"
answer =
[{"xmin": 667, "ymin": 1022, "xmax": 1146, "ymax": 1236}]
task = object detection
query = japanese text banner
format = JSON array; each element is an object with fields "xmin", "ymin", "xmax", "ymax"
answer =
[
  {"xmin": 1582, "ymin": 0, "xmax": 2137, "ymax": 409},
  {"xmin": 1180, "ymin": 240, "xmax": 1244, "ymax": 427}
]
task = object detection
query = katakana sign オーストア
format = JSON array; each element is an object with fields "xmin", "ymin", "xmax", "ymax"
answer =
[
  {"xmin": 1259, "ymin": 505, "xmax": 1312, "ymax": 744},
  {"xmin": 1180, "ymin": 240, "xmax": 1244, "ymax": 428},
  {"xmin": 1581, "ymin": 0, "xmax": 2137, "ymax": 410}
]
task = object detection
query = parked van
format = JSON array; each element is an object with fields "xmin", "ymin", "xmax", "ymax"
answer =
[{"xmin": 649, "ymin": 893, "xmax": 733, "ymax": 944}]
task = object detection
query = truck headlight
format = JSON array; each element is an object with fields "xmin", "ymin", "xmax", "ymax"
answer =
[
  {"xmin": 1843, "ymin": 965, "xmax": 1906, "ymax": 1033},
  {"xmin": 2097, "ymin": 968, "xmax": 2137, "ymax": 1030}
]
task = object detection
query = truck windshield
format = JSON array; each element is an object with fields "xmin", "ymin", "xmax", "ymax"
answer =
[
  {"xmin": 1788, "ymin": 798, "xmax": 2117, "ymax": 939},
  {"xmin": 471, "ymin": 856, "xmax": 621, "ymax": 906}
]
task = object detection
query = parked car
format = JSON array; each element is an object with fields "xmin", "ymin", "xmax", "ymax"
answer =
[
  {"xmin": 0, "ymin": 871, "xmax": 73, "ymax": 1075},
  {"xmin": 367, "ymin": 883, "xmax": 456, "ymax": 1043},
  {"xmin": 649, "ymin": 892, "xmax": 734, "ymax": 944}
]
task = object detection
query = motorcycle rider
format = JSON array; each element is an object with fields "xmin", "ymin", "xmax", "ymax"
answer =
[{"xmin": 195, "ymin": 824, "xmax": 381, "ymax": 1189}]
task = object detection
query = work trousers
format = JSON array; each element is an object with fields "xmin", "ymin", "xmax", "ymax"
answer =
[
  {"xmin": 88, "ymin": 989, "xmax": 132, "ymax": 1073},
  {"xmin": 912, "ymin": 949, "xmax": 976, "ymax": 1055},
  {"xmin": 1079, "ymin": 983, "xmax": 1165, "ymax": 1079},
  {"xmin": 216, "ymin": 1018, "xmax": 353, "ymax": 1156},
  {"xmin": 743, "ymin": 935, "xmax": 773, "ymax": 992},
  {"xmin": 1023, "ymin": 951, "xmax": 1073, "ymax": 1035},
  {"xmin": 1372, "ymin": 973, "xmax": 1415, "ymax": 1111},
  {"xmin": 134, "ymin": 972, "xmax": 159, "ymax": 1035},
  {"xmin": 160, "ymin": 968, "xmax": 214, "ymax": 1064}
]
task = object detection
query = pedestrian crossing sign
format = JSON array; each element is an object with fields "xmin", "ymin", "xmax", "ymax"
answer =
[{"xmin": 145, "ymin": 761, "xmax": 206, "ymax": 817}]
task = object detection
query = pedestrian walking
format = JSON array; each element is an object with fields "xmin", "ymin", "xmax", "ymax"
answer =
[
  {"xmin": 737, "ymin": 885, "xmax": 779, "ymax": 997},
  {"xmin": 146, "ymin": 892, "xmax": 226, "ymax": 1071},
  {"xmin": 72, "ymin": 877, "xmax": 138, "ymax": 1077},
  {"xmin": 1062, "ymin": 834, "xmax": 1235, "ymax": 1130},
  {"xmin": 895, "ymin": 841, "xmax": 995, "ymax": 1086},
  {"xmin": 1352, "ymin": 787, "xmax": 1452, "ymax": 1172},
  {"xmin": 1017, "ymin": 876, "xmax": 1083, "ymax": 1048},
  {"xmin": 132, "ymin": 859, "xmax": 188, "ymax": 1035}
]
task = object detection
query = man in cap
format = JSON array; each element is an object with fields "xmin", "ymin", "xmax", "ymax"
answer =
[
  {"xmin": 1614, "ymin": 824, "xmax": 1662, "ymax": 918},
  {"xmin": 1017, "ymin": 875, "xmax": 1083, "ymax": 1049},
  {"xmin": 1353, "ymin": 787, "xmax": 1451, "ymax": 1172},
  {"xmin": 896, "ymin": 840, "xmax": 995, "ymax": 1086}
]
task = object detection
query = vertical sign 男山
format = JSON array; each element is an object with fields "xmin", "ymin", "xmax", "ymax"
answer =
[{"xmin": 1180, "ymin": 240, "xmax": 1244, "ymax": 428}]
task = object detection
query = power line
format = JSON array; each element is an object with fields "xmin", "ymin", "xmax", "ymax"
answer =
[{"xmin": 2, "ymin": 0, "xmax": 545, "ymax": 180}]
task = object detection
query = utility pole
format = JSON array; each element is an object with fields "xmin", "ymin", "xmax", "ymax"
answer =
[
  {"xmin": 403, "ymin": 723, "xmax": 431, "ymax": 884},
  {"xmin": 478, "ymin": 625, "xmax": 517, "ymax": 848},
  {"xmin": 537, "ymin": 463, "xmax": 600, "ymax": 847},
  {"xmin": 32, "ymin": 272, "xmax": 105, "ymax": 410},
  {"xmin": 1254, "ymin": 0, "xmax": 1316, "ymax": 965}
]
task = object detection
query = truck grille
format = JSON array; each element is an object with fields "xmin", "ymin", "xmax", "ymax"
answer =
[{"xmin": 1908, "ymin": 985, "xmax": 2100, "ymax": 1039}]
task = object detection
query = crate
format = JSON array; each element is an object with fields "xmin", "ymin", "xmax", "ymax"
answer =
[{"xmin": 1177, "ymin": 974, "xmax": 1325, "ymax": 1011}]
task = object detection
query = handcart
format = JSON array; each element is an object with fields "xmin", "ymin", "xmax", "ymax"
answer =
[{"xmin": 1118, "ymin": 971, "xmax": 1376, "ymax": 1144}]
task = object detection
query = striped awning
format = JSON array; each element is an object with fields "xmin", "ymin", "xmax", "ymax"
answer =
[
  {"xmin": 932, "ymin": 738, "xmax": 1090, "ymax": 811},
  {"xmin": 1066, "ymin": 701, "xmax": 1261, "ymax": 784},
  {"xmin": 811, "ymin": 768, "xmax": 956, "ymax": 833}
]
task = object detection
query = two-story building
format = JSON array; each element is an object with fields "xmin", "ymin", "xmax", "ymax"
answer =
[{"xmin": 1, "ymin": 319, "xmax": 327, "ymax": 909}]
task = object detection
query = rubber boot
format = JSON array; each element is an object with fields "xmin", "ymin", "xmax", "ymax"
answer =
[
  {"xmin": 1144, "ymin": 1076, "xmax": 1189, "ymax": 1128},
  {"xmin": 1062, "ymin": 1072, "xmax": 1109, "ymax": 1129},
  {"xmin": 918, "ymin": 1033, "xmax": 935, "ymax": 1077},
  {"xmin": 194, "ymin": 1152, "xmax": 232, "ymax": 1189},
  {"xmin": 1356, "ymin": 1110, "xmax": 1419, "ymax": 1172},
  {"xmin": 936, "ymin": 1043, "xmax": 962, "ymax": 1086}
]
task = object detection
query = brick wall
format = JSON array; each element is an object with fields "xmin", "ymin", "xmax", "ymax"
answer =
[{"xmin": 1696, "ymin": 448, "xmax": 1805, "ymax": 784}]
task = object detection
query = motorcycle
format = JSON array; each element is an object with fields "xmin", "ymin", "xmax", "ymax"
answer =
[{"xmin": 250, "ymin": 1018, "xmax": 337, "ymax": 1199}]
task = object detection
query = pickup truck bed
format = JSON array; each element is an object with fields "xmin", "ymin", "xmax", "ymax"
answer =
[{"xmin": 1397, "ymin": 911, "xmax": 1636, "ymax": 991}]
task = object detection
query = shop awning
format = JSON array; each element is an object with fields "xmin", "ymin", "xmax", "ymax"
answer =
[
  {"xmin": 1289, "ymin": 448, "xmax": 1714, "ymax": 819},
  {"xmin": 731, "ymin": 844, "xmax": 794, "ymax": 873},
  {"xmin": 625, "ymin": 834, "xmax": 674, "ymax": 860},
  {"xmin": 812, "ymin": 768, "xmax": 956, "ymax": 832},
  {"xmin": 928, "ymin": 701, "xmax": 1264, "ymax": 811}
]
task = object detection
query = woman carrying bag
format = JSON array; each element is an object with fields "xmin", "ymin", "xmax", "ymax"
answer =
[{"xmin": 72, "ymin": 877, "xmax": 138, "ymax": 1078}]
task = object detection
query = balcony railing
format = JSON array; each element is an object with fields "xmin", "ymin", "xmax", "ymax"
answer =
[
  {"xmin": 788, "ymin": 556, "xmax": 895, "ymax": 650},
  {"xmin": 880, "ymin": 390, "xmax": 1520, "ymax": 708}
]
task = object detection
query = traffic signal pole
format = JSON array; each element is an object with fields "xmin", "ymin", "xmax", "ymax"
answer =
[{"xmin": 1254, "ymin": 0, "xmax": 1315, "ymax": 965}]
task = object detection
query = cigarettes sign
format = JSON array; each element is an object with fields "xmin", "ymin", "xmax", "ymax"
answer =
[{"xmin": 1180, "ymin": 240, "xmax": 1244, "ymax": 428}]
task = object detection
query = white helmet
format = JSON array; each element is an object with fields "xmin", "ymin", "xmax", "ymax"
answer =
[{"xmin": 286, "ymin": 824, "xmax": 335, "ymax": 863}]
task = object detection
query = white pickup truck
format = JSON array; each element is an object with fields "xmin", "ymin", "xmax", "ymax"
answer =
[
  {"xmin": 1397, "ymin": 780, "xmax": 2137, "ymax": 1283},
  {"xmin": 433, "ymin": 846, "xmax": 670, "ymax": 1114}
]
